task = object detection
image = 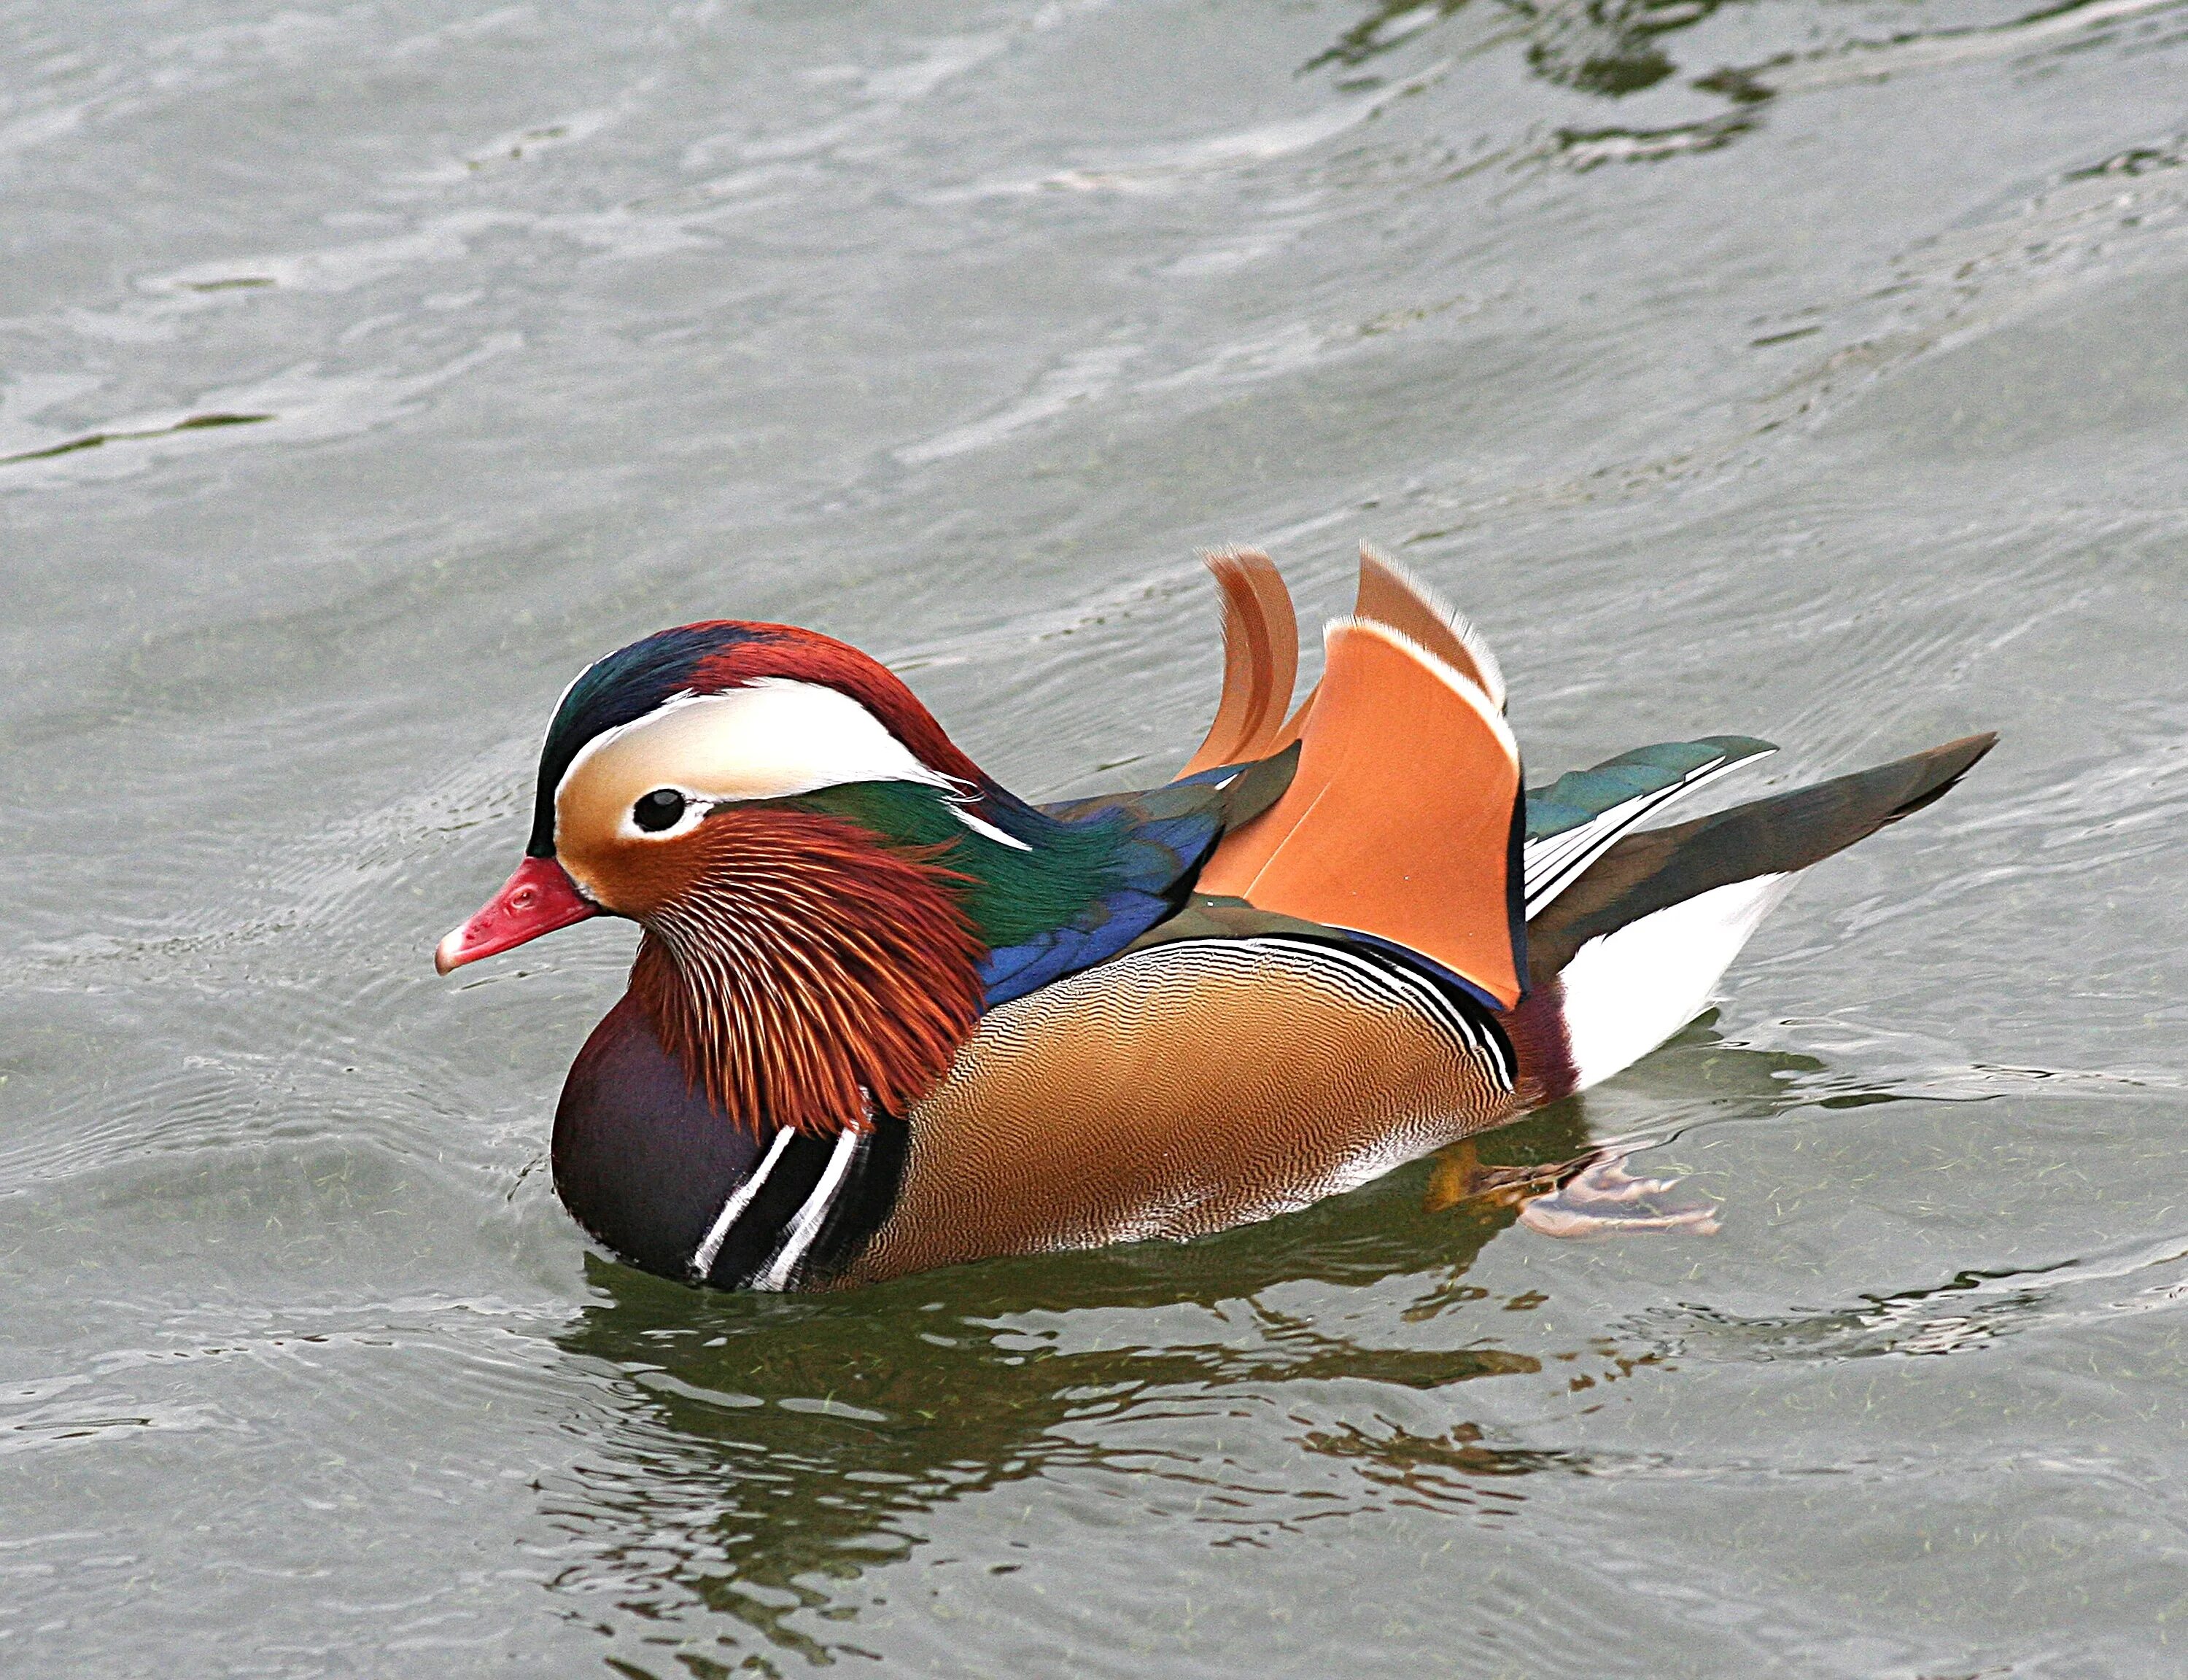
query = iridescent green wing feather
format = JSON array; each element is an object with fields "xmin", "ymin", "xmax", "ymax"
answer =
[{"xmin": 1523, "ymin": 736, "xmax": 1776, "ymax": 919}]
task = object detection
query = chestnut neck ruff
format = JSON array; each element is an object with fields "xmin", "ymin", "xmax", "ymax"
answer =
[{"xmin": 629, "ymin": 807, "xmax": 988, "ymax": 1138}]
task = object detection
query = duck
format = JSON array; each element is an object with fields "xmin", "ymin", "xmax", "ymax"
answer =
[{"xmin": 434, "ymin": 547, "xmax": 1994, "ymax": 1292}]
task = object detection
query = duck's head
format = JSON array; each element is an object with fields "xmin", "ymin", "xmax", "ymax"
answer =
[{"xmin": 435, "ymin": 620, "xmax": 1025, "ymax": 1135}]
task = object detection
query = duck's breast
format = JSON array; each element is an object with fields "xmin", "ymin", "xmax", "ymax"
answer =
[{"xmin": 553, "ymin": 992, "xmax": 768, "ymax": 1278}]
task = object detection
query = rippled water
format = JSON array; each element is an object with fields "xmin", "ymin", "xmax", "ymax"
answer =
[{"xmin": 7, "ymin": 0, "xmax": 2188, "ymax": 1673}]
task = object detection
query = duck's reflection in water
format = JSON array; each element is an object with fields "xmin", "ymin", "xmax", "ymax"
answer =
[
  {"xmin": 545, "ymin": 1028, "xmax": 1823, "ymax": 1660},
  {"xmin": 1311, "ymin": 0, "xmax": 1746, "ymax": 97}
]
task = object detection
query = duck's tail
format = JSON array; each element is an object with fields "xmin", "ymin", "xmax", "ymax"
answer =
[{"xmin": 1508, "ymin": 733, "xmax": 1998, "ymax": 1105}]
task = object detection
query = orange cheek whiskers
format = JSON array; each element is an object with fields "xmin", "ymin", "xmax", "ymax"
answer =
[{"xmin": 624, "ymin": 808, "xmax": 987, "ymax": 1138}]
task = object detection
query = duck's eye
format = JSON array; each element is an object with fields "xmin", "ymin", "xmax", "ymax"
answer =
[{"xmin": 632, "ymin": 788, "xmax": 688, "ymax": 833}]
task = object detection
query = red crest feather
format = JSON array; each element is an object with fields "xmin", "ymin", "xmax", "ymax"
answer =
[{"xmin": 688, "ymin": 623, "xmax": 990, "ymax": 793}]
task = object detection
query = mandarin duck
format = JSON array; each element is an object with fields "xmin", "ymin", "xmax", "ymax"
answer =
[{"xmin": 435, "ymin": 548, "xmax": 1993, "ymax": 1291}]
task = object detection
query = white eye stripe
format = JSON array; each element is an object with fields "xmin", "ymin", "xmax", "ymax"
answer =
[
  {"xmin": 615, "ymin": 791, "xmax": 1024, "ymax": 852},
  {"xmin": 556, "ymin": 679, "xmax": 963, "ymax": 844}
]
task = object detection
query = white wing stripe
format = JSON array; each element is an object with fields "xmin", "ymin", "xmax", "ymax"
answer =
[
  {"xmin": 1522, "ymin": 752, "xmax": 1769, "ymax": 919},
  {"xmin": 1524, "ymin": 759, "xmax": 1729, "ymax": 900}
]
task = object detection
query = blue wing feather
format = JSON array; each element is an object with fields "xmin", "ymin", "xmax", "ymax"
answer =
[{"xmin": 977, "ymin": 792, "xmax": 1224, "ymax": 1008}]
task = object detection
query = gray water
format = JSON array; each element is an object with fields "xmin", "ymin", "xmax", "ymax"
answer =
[{"xmin": 6, "ymin": 0, "xmax": 2188, "ymax": 1673}]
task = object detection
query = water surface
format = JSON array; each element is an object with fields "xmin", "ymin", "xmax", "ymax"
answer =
[{"xmin": 6, "ymin": 0, "xmax": 2188, "ymax": 1673}]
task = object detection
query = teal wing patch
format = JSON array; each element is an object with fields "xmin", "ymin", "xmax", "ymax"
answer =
[
  {"xmin": 1526, "ymin": 736, "xmax": 1774, "ymax": 840},
  {"xmin": 1524, "ymin": 736, "xmax": 1775, "ymax": 919}
]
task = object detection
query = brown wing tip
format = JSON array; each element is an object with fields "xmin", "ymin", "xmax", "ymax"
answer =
[
  {"xmin": 1203, "ymin": 543, "xmax": 1276, "ymax": 578},
  {"xmin": 1887, "ymin": 731, "xmax": 1999, "ymax": 821}
]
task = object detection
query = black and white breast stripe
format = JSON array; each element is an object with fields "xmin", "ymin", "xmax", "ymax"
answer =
[{"xmin": 688, "ymin": 1110, "xmax": 908, "ymax": 1291}]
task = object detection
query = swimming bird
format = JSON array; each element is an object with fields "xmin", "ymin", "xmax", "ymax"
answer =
[{"xmin": 435, "ymin": 548, "xmax": 1993, "ymax": 1291}]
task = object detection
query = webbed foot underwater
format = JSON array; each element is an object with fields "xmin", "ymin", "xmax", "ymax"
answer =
[{"xmin": 435, "ymin": 548, "xmax": 1994, "ymax": 1291}]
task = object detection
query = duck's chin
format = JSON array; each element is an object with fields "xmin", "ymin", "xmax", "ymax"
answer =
[{"xmin": 627, "ymin": 806, "xmax": 988, "ymax": 1138}]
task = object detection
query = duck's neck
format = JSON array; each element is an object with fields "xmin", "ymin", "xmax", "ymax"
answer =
[
  {"xmin": 629, "ymin": 782, "xmax": 1133, "ymax": 1137},
  {"xmin": 799, "ymin": 779, "xmax": 1135, "ymax": 946},
  {"xmin": 556, "ymin": 783, "xmax": 1138, "ymax": 1286},
  {"xmin": 626, "ymin": 804, "xmax": 984, "ymax": 1138},
  {"xmin": 558, "ymin": 785, "xmax": 1141, "ymax": 1286}
]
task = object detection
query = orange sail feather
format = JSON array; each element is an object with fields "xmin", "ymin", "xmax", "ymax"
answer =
[
  {"xmin": 1196, "ymin": 616, "xmax": 1526, "ymax": 1008},
  {"xmin": 1176, "ymin": 548, "xmax": 1301, "ymax": 777}
]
